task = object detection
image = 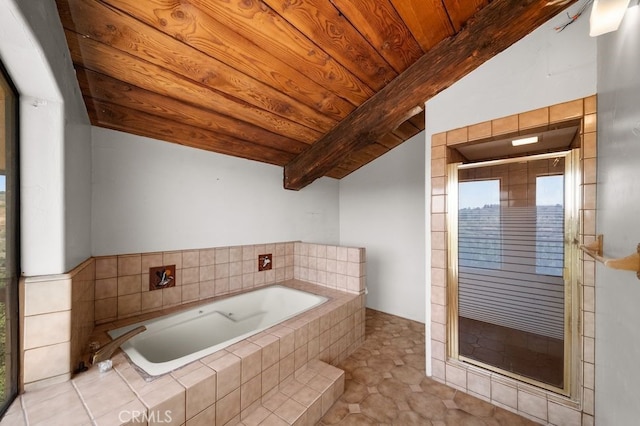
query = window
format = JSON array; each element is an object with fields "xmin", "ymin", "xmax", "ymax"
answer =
[
  {"xmin": 458, "ymin": 180, "xmax": 502, "ymax": 268},
  {"xmin": 0, "ymin": 64, "xmax": 19, "ymax": 415},
  {"xmin": 536, "ymin": 175, "xmax": 565, "ymax": 276}
]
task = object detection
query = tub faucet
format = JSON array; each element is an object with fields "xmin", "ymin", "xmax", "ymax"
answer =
[{"xmin": 91, "ymin": 325, "xmax": 147, "ymax": 365}]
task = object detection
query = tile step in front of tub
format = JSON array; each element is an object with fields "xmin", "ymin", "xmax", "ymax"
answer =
[{"xmin": 240, "ymin": 360, "xmax": 345, "ymax": 426}]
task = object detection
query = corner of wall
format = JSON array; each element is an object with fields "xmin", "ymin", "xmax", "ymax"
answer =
[
  {"xmin": 20, "ymin": 258, "xmax": 96, "ymax": 392},
  {"xmin": 1, "ymin": 0, "xmax": 92, "ymax": 275}
]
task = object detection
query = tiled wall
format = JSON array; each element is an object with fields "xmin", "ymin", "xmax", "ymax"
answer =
[
  {"xmin": 21, "ymin": 258, "xmax": 95, "ymax": 391},
  {"xmin": 95, "ymin": 241, "xmax": 366, "ymax": 324},
  {"xmin": 94, "ymin": 242, "xmax": 294, "ymax": 324},
  {"xmin": 70, "ymin": 259, "xmax": 95, "ymax": 381},
  {"xmin": 430, "ymin": 96, "xmax": 596, "ymax": 425},
  {"xmin": 293, "ymin": 242, "xmax": 366, "ymax": 294}
]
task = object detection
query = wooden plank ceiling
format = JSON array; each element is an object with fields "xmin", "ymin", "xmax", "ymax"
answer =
[{"xmin": 56, "ymin": 0, "xmax": 575, "ymax": 189}]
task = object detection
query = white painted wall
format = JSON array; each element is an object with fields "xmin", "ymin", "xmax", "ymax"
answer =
[
  {"xmin": 91, "ymin": 127, "xmax": 340, "ymax": 255},
  {"xmin": 0, "ymin": 0, "xmax": 91, "ymax": 275},
  {"xmin": 594, "ymin": 6, "xmax": 640, "ymax": 424},
  {"xmin": 423, "ymin": 4, "xmax": 597, "ymax": 374},
  {"xmin": 339, "ymin": 133, "xmax": 425, "ymax": 322},
  {"xmin": 425, "ymin": 4, "xmax": 597, "ymax": 137}
]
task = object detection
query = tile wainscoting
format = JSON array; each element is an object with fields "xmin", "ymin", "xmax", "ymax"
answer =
[
  {"xmin": 19, "ymin": 241, "xmax": 366, "ymax": 393},
  {"xmin": 94, "ymin": 241, "xmax": 365, "ymax": 324}
]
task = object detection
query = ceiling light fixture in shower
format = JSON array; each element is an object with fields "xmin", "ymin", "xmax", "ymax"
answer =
[{"xmin": 512, "ymin": 136, "xmax": 539, "ymax": 146}]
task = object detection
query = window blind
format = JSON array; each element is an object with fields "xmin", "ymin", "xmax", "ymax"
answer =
[{"xmin": 458, "ymin": 204, "xmax": 565, "ymax": 340}]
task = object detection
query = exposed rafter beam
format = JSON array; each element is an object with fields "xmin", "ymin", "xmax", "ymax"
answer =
[{"xmin": 283, "ymin": 0, "xmax": 576, "ymax": 190}]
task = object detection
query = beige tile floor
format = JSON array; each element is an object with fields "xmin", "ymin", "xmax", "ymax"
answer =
[{"xmin": 319, "ymin": 309, "xmax": 537, "ymax": 425}]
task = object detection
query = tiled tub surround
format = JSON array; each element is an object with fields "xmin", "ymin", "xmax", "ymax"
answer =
[
  {"xmin": 430, "ymin": 96, "xmax": 597, "ymax": 425},
  {"xmin": 109, "ymin": 285, "xmax": 329, "ymax": 376},
  {"xmin": 20, "ymin": 258, "xmax": 95, "ymax": 391},
  {"xmin": 5, "ymin": 280, "xmax": 364, "ymax": 425},
  {"xmin": 18, "ymin": 241, "xmax": 364, "ymax": 392},
  {"xmin": 95, "ymin": 241, "xmax": 366, "ymax": 324}
]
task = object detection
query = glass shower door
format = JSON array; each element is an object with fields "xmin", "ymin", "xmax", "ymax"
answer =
[{"xmin": 453, "ymin": 154, "xmax": 571, "ymax": 389}]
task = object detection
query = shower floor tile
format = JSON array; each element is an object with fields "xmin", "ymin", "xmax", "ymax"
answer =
[
  {"xmin": 319, "ymin": 309, "xmax": 538, "ymax": 425},
  {"xmin": 458, "ymin": 317, "xmax": 564, "ymax": 388}
]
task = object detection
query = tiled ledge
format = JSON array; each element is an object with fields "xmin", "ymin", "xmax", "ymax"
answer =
[
  {"xmin": 20, "ymin": 258, "xmax": 95, "ymax": 392},
  {"xmin": 3, "ymin": 280, "xmax": 363, "ymax": 425}
]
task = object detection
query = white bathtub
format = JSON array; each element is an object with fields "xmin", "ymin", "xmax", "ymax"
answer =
[{"xmin": 108, "ymin": 285, "xmax": 328, "ymax": 376}]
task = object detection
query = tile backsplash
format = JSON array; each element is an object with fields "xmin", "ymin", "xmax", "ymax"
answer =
[{"xmin": 94, "ymin": 241, "xmax": 366, "ymax": 324}]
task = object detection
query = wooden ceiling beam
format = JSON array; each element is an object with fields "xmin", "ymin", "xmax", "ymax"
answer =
[
  {"xmin": 326, "ymin": 143, "xmax": 390, "ymax": 179},
  {"xmin": 392, "ymin": 120, "xmax": 422, "ymax": 140},
  {"xmin": 408, "ymin": 111, "xmax": 426, "ymax": 131},
  {"xmin": 283, "ymin": 0, "xmax": 576, "ymax": 190}
]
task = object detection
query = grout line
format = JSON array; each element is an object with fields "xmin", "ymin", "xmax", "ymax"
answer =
[
  {"xmin": 19, "ymin": 396, "xmax": 29, "ymax": 426},
  {"xmin": 70, "ymin": 379, "xmax": 94, "ymax": 422}
]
